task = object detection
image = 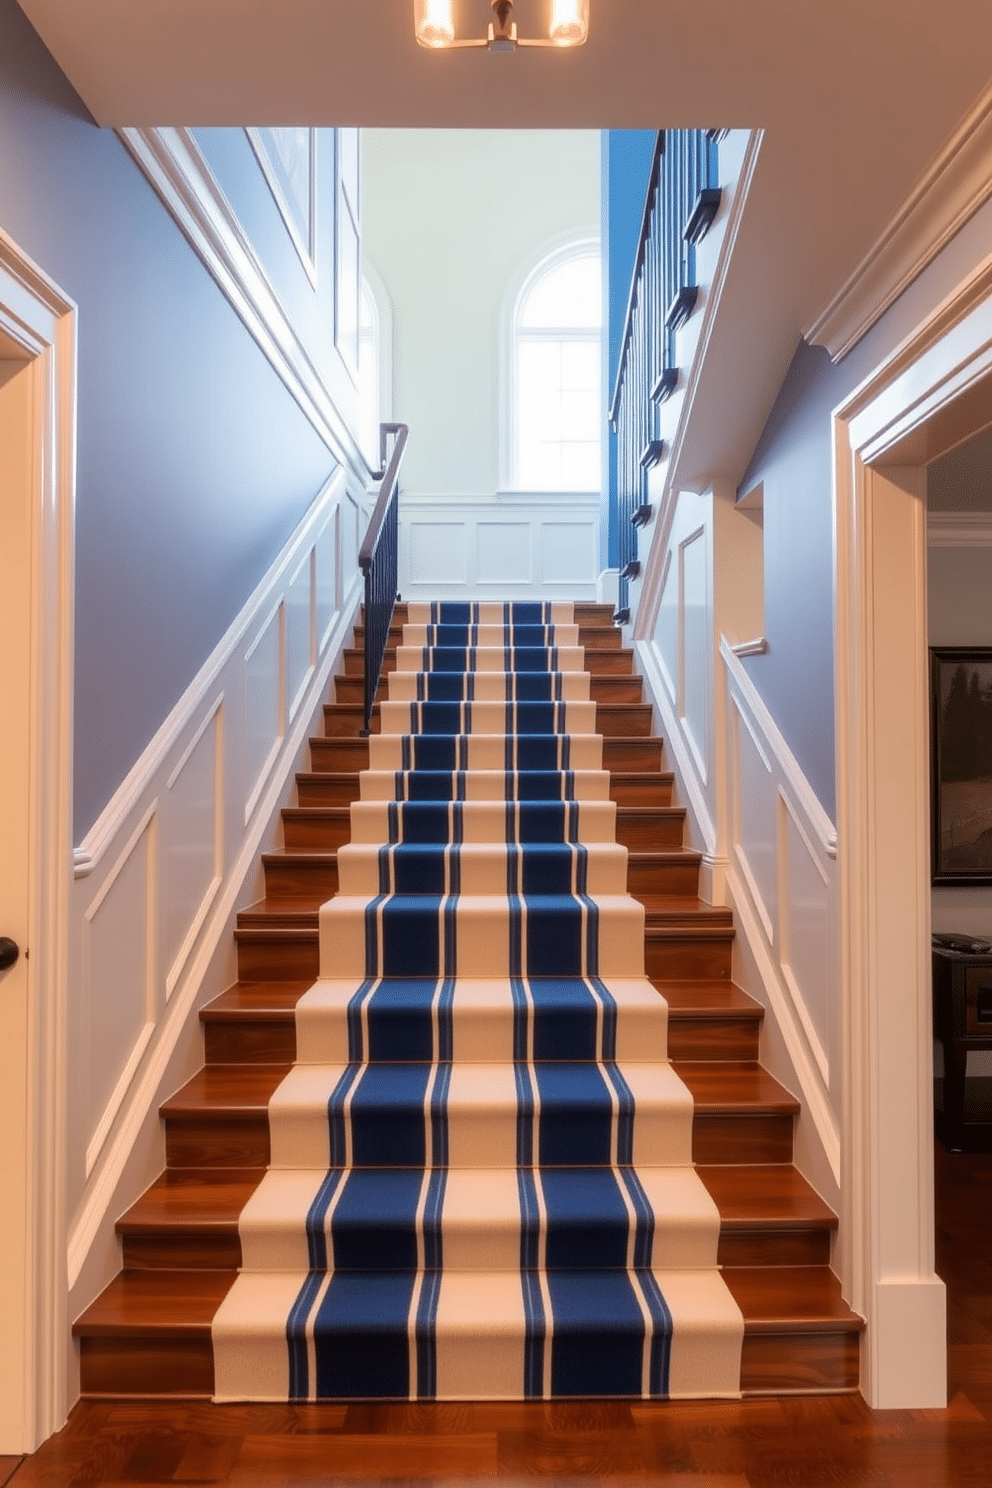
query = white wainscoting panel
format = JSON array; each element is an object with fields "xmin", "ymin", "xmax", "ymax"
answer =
[
  {"xmin": 680, "ymin": 526, "xmax": 710, "ymax": 782},
  {"xmin": 164, "ymin": 700, "xmax": 223, "ymax": 998},
  {"xmin": 733, "ymin": 704, "xmax": 777, "ymax": 944},
  {"xmin": 82, "ymin": 808, "xmax": 157, "ymax": 1174},
  {"xmin": 654, "ymin": 550, "xmax": 678, "ymax": 706},
  {"xmin": 779, "ymin": 795, "xmax": 832, "ymax": 1082},
  {"xmin": 540, "ymin": 521, "xmax": 596, "ymax": 586},
  {"xmin": 69, "ymin": 470, "xmax": 364, "ymax": 1295},
  {"xmin": 398, "ymin": 494, "xmax": 600, "ymax": 600},
  {"xmin": 410, "ymin": 522, "xmax": 469, "ymax": 586},
  {"xmin": 721, "ymin": 635, "xmax": 840, "ymax": 1181},
  {"xmin": 285, "ymin": 547, "xmax": 316, "ymax": 721},
  {"xmin": 244, "ymin": 602, "xmax": 284, "ymax": 823},
  {"xmin": 478, "ymin": 522, "xmax": 530, "ymax": 585}
]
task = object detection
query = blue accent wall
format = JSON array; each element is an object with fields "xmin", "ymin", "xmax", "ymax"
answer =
[
  {"xmin": 0, "ymin": 0, "xmax": 348, "ymax": 837},
  {"xmin": 601, "ymin": 130, "xmax": 656, "ymax": 569}
]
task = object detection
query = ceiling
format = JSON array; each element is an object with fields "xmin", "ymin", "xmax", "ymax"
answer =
[{"xmin": 16, "ymin": 0, "xmax": 992, "ymax": 479}]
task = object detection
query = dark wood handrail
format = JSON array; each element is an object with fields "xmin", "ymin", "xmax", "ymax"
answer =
[{"xmin": 359, "ymin": 421, "xmax": 409, "ymax": 574}]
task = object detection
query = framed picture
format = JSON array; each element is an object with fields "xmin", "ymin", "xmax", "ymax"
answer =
[{"xmin": 931, "ymin": 647, "xmax": 992, "ymax": 883}]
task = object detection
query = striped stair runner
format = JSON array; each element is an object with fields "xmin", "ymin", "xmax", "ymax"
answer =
[{"xmin": 213, "ymin": 600, "xmax": 744, "ymax": 1400}]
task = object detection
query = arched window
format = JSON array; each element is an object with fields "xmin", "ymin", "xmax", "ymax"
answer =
[{"xmin": 512, "ymin": 242, "xmax": 602, "ymax": 491}]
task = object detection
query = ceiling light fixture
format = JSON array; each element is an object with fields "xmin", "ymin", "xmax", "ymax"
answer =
[{"xmin": 414, "ymin": 0, "xmax": 589, "ymax": 52}]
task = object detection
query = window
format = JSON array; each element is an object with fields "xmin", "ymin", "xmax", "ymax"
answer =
[{"xmin": 512, "ymin": 243, "xmax": 602, "ymax": 491}]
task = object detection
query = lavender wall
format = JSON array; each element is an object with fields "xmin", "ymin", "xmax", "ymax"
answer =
[{"xmin": 0, "ymin": 0, "xmax": 344, "ymax": 837}]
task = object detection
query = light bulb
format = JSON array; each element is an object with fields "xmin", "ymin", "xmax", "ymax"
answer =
[
  {"xmin": 414, "ymin": 0, "xmax": 456, "ymax": 48},
  {"xmin": 548, "ymin": 0, "xmax": 588, "ymax": 46}
]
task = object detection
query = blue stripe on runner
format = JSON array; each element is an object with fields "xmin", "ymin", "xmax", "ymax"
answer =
[
  {"xmin": 530, "ymin": 979, "xmax": 600, "ymax": 1061},
  {"xmin": 436, "ymin": 977, "xmax": 456, "ymax": 1062},
  {"xmin": 533, "ymin": 1063, "xmax": 615, "ymax": 1166},
  {"xmin": 286, "ymin": 1268, "xmax": 325, "ymax": 1400},
  {"xmin": 547, "ymin": 1270, "xmax": 646, "ymax": 1397},
  {"xmin": 305, "ymin": 1167, "xmax": 347, "ymax": 1270},
  {"xmin": 363, "ymin": 979, "xmax": 438, "ymax": 1062},
  {"xmin": 331, "ymin": 1168, "xmax": 424, "ymax": 1271},
  {"xmin": 327, "ymin": 1063, "xmax": 364, "ymax": 1168},
  {"xmin": 313, "ymin": 1271, "xmax": 416, "ymax": 1399},
  {"xmin": 346, "ymin": 977, "xmax": 378, "ymax": 1062},
  {"xmin": 517, "ymin": 1167, "xmax": 541, "ymax": 1271},
  {"xmin": 514, "ymin": 1061, "xmax": 534, "ymax": 1166},
  {"xmin": 540, "ymin": 1167, "xmax": 631, "ymax": 1270},
  {"xmin": 521, "ymin": 1269, "xmax": 546, "ymax": 1398},
  {"xmin": 415, "ymin": 1266, "xmax": 443, "ymax": 1400},
  {"xmin": 602, "ymin": 1061, "xmax": 637, "ymax": 1166},
  {"xmin": 618, "ymin": 1166, "xmax": 657, "ymax": 1270},
  {"xmin": 638, "ymin": 1267, "xmax": 674, "ymax": 1397},
  {"xmin": 589, "ymin": 976, "xmax": 619, "ymax": 1061},
  {"xmin": 345, "ymin": 1062, "xmax": 433, "ymax": 1167}
]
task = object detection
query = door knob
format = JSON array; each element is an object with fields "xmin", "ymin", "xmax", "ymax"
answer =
[{"xmin": 0, "ymin": 938, "xmax": 19, "ymax": 970}]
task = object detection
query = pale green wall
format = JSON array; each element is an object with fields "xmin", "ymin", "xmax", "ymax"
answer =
[{"xmin": 361, "ymin": 129, "xmax": 599, "ymax": 497}]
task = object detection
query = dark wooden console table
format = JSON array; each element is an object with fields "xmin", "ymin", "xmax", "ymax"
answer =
[{"xmin": 932, "ymin": 945, "xmax": 992, "ymax": 1151}]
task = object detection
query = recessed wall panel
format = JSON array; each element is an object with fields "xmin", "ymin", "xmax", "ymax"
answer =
[
  {"xmin": 314, "ymin": 511, "xmax": 338, "ymax": 652},
  {"xmin": 782, "ymin": 802, "xmax": 831, "ymax": 1069},
  {"xmin": 735, "ymin": 704, "xmax": 777, "ymax": 939},
  {"xmin": 244, "ymin": 604, "xmax": 283, "ymax": 820},
  {"xmin": 477, "ymin": 522, "xmax": 530, "ymax": 584},
  {"xmin": 165, "ymin": 707, "xmax": 221, "ymax": 988},
  {"xmin": 85, "ymin": 815, "xmax": 155, "ymax": 1140},
  {"xmin": 680, "ymin": 528, "xmax": 709, "ymax": 776},
  {"xmin": 285, "ymin": 548, "xmax": 315, "ymax": 718},
  {"xmin": 410, "ymin": 522, "xmax": 468, "ymax": 585},
  {"xmin": 540, "ymin": 522, "xmax": 595, "ymax": 585}
]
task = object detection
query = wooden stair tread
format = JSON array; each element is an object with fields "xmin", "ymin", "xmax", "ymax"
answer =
[
  {"xmin": 118, "ymin": 1171, "xmax": 262, "ymax": 1231},
  {"xmin": 629, "ymin": 849, "xmax": 702, "ymax": 867},
  {"xmin": 162, "ymin": 1065, "xmax": 289, "ymax": 1116},
  {"xmin": 723, "ymin": 1267, "xmax": 862, "ymax": 1332},
  {"xmin": 674, "ymin": 1061, "xmax": 800, "ymax": 1112},
  {"xmin": 202, "ymin": 982, "xmax": 311, "ymax": 1018},
  {"xmin": 657, "ymin": 981, "xmax": 763, "ymax": 1016},
  {"xmin": 74, "ymin": 1271, "xmax": 234, "ymax": 1336},
  {"xmin": 698, "ymin": 1165, "xmax": 838, "ymax": 1229}
]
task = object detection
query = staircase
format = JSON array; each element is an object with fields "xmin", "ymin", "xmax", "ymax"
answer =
[{"xmin": 74, "ymin": 602, "xmax": 862, "ymax": 1398}]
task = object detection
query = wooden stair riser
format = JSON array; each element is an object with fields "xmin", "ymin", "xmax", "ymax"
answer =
[
  {"xmin": 332, "ymin": 672, "xmax": 646, "ymax": 707},
  {"xmin": 644, "ymin": 933, "xmax": 733, "ymax": 981},
  {"xmin": 353, "ymin": 624, "xmax": 625, "ymax": 653},
  {"xmin": 295, "ymin": 771, "xmax": 675, "ymax": 810},
  {"xmin": 164, "ymin": 1113, "xmax": 271, "ymax": 1170},
  {"xmin": 718, "ymin": 1228, "xmax": 833, "ymax": 1268},
  {"xmin": 343, "ymin": 647, "xmax": 635, "ymax": 678},
  {"xmin": 234, "ymin": 930, "xmax": 319, "ymax": 981},
  {"xmin": 738, "ymin": 1331, "xmax": 860, "ymax": 1395},
  {"xmin": 322, "ymin": 701, "xmax": 654, "ymax": 737},
  {"xmin": 666, "ymin": 1015, "xmax": 762, "ymax": 1061},
  {"xmin": 262, "ymin": 854, "xmax": 338, "ymax": 900},
  {"xmin": 76, "ymin": 1337, "xmax": 215, "ymax": 1400},
  {"xmin": 691, "ymin": 1113, "xmax": 794, "ymax": 1165},
  {"xmin": 307, "ymin": 736, "xmax": 665, "ymax": 775}
]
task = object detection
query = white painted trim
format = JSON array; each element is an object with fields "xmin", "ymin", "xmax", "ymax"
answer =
[
  {"xmin": 720, "ymin": 638, "xmax": 837, "ymax": 858},
  {"xmin": 808, "ymin": 80, "xmax": 992, "ymax": 361},
  {"xmin": 117, "ymin": 127, "xmax": 372, "ymax": 480},
  {"xmin": 927, "ymin": 510, "xmax": 992, "ymax": 546},
  {"xmin": 729, "ymin": 636, "xmax": 767, "ymax": 657},
  {"xmin": 244, "ymin": 127, "xmax": 318, "ymax": 288},
  {"xmin": 636, "ymin": 636, "xmax": 717, "ymax": 856},
  {"xmin": 828, "ymin": 278, "xmax": 992, "ymax": 1401},
  {"xmin": 67, "ymin": 473, "xmax": 364, "ymax": 1292},
  {"xmin": 0, "ymin": 227, "xmax": 75, "ymax": 1450}
]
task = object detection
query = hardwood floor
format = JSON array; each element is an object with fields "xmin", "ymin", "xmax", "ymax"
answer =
[
  {"xmin": 4, "ymin": 1132, "xmax": 989, "ymax": 1488},
  {"xmin": 13, "ymin": 1148, "xmax": 991, "ymax": 1484}
]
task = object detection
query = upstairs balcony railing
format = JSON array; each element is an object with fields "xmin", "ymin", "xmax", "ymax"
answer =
[
  {"xmin": 608, "ymin": 130, "xmax": 722, "ymax": 618},
  {"xmin": 358, "ymin": 422, "xmax": 409, "ymax": 733}
]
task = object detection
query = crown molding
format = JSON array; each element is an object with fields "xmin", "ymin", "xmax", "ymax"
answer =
[
  {"xmin": 927, "ymin": 510, "xmax": 992, "ymax": 546},
  {"xmin": 807, "ymin": 81, "xmax": 992, "ymax": 361}
]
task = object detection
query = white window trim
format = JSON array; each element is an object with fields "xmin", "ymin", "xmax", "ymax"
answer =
[
  {"xmin": 358, "ymin": 256, "xmax": 393, "ymax": 473},
  {"xmin": 498, "ymin": 227, "xmax": 601, "ymax": 494}
]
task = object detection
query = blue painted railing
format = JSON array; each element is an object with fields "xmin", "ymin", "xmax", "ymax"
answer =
[{"xmin": 608, "ymin": 131, "xmax": 722, "ymax": 618}]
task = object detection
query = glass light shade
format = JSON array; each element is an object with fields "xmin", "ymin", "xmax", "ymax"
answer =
[
  {"xmin": 414, "ymin": 0, "xmax": 456, "ymax": 48},
  {"xmin": 548, "ymin": 0, "xmax": 588, "ymax": 46}
]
